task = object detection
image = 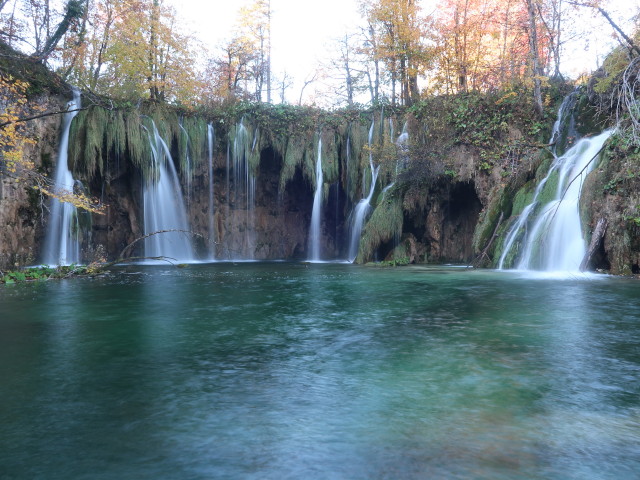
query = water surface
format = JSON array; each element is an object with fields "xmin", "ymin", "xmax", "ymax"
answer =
[{"xmin": 1, "ymin": 264, "xmax": 639, "ymax": 479}]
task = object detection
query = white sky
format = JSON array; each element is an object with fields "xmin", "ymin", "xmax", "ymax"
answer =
[{"xmin": 169, "ymin": 0, "xmax": 639, "ymax": 104}]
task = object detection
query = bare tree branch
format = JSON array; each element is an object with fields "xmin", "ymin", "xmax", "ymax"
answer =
[
  {"xmin": 117, "ymin": 229, "xmax": 204, "ymax": 260},
  {"xmin": 567, "ymin": 1, "xmax": 640, "ymax": 56}
]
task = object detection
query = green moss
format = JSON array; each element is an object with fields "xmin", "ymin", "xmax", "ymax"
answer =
[
  {"xmin": 535, "ymin": 169, "xmax": 560, "ymax": 206},
  {"xmin": 249, "ymin": 126, "xmax": 262, "ymax": 173},
  {"xmin": 388, "ymin": 242, "xmax": 409, "ymax": 263},
  {"xmin": 321, "ymin": 130, "xmax": 339, "ymax": 184},
  {"xmin": 592, "ymin": 43, "xmax": 634, "ymax": 96},
  {"xmin": 511, "ymin": 183, "xmax": 535, "ymax": 217},
  {"xmin": 573, "ymin": 92, "xmax": 602, "ymax": 138},
  {"xmin": 492, "ymin": 215, "xmax": 525, "ymax": 269},
  {"xmin": 105, "ymin": 110, "xmax": 127, "ymax": 166},
  {"xmin": 356, "ymin": 191, "xmax": 403, "ymax": 263},
  {"xmin": 0, "ymin": 41, "xmax": 70, "ymax": 96},
  {"xmin": 126, "ymin": 111, "xmax": 152, "ymax": 176},
  {"xmin": 472, "ymin": 185, "xmax": 510, "ymax": 255},
  {"xmin": 302, "ymin": 136, "xmax": 317, "ymax": 184},
  {"xmin": 345, "ymin": 122, "xmax": 367, "ymax": 202},
  {"xmin": 280, "ymin": 134, "xmax": 309, "ymax": 190},
  {"xmin": 177, "ymin": 116, "xmax": 206, "ymax": 176}
]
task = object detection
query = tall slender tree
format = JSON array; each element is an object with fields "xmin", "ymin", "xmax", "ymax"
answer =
[
  {"xmin": 237, "ymin": 0, "xmax": 272, "ymax": 102},
  {"xmin": 360, "ymin": 0, "xmax": 433, "ymax": 105}
]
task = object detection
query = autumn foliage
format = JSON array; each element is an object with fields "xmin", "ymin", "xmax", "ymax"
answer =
[{"xmin": 0, "ymin": 74, "xmax": 35, "ymax": 178}]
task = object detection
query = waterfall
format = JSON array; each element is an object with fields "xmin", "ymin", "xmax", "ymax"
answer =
[
  {"xmin": 227, "ymin": 118, "xmax": 256, "ymax": 260},
  {"xmin": 207, "ymin": 124, "xmax": 215, "ymax": 259},
  {"xmin": 347, "ymin": 121, "xmax": 379, "ymax": 262},
  {"xmin": 498, "ymin": 102, "xmax": 611, "ymax": 272},
  {"xmin": 515, "ymin": 130, "xmax": 611, "ymax": 272},
  {"xmin": 142, "ymin": 120, "xmax": 195, "ymax": 262},
  {"xmin": 42, "ymin": 89, "xmax": 81, "ymax": 266},
  {"xmin": 396, "ymin": 122, "xmax": 409, "ymax": 174},
  {"xmin": 498, "ymin": 93, "xmax": 582, "ymax": 270},
  {"xmin": 307, "ymin": 138, "xmax": 323, "ymax": 261},
  {"xmin": 497, "ymin": 163, "xmax": 559, "ymax": 269},
  {"xmin": 549, "ymin": 90, "xmax": 580, "ymax": 157}
]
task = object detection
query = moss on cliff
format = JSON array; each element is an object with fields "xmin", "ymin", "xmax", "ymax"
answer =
[
  {"xmin": 579, "ymin": 132, "xmax": 640, "ymax": 273},
  {"xmin": 356, "ymin": 188, "xmax": 404, "ymax": 263},
  {"xmin": 0, "ymin": 41, "xmax": 71, "ymax": 97}
]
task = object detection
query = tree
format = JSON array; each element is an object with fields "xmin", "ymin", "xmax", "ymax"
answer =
[
  {"xmin": 360, "ymin": 0, "xmax": 434, "ymax": 106},
  {"xmin": 0, "ymin": 73, "xmax": 35, "ymax": 180},
  {"xmin": 202, "ymin": 35, "xmax": 256, "ymax": 103},
  {"xmin": 325, "ymin": 33, "xmax": 369, "ymax": 106},
  {"xmin": 434, "ymin": 0, "xmax": 533, "ymax": 92},
  {"xmin": 33, "ymin": 0, "xmax": 87, "ymax": 60},
  {"xmin": 0, "ymin": 0, "xmax": 25, "ymax": 48},
  {"xmin": 61, "ymin": 0, "xmax": 201, "ymax": 103},
  {"xmin": 22, "ymin": 0, "xmax": 52, "ymax": 54},
  {"xmin": 0, "ymin": 73, "xmax": 103, "ymax": 212},
  {"xmin": 0, "ymin": 0, "xmax": 87, "ymax": 62},
  {"xmin": 526, "ymin": 0, "xmax": 545, "ymax": 116},
  {"xmin": 569, "ymin": 0, "xmax": 640, "ymax": 57},
  {"xmin": 359, "ymin": 22, "xmax": 382, "ymax": 103},
  {"xmin": 59, "ymin": 0, "xmax": 119, "ymax": 91},
  {"xmin": 275, "ymin": 70, "xmax": 293, "ymax": 103},
  {"xmin": 236, "ymin": 0, "xmax": 272, "ymax": 102}
]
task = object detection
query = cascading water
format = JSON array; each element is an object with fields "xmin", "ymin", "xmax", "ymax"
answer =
[
  {"xmin": 231, "ymin": 119, "xmax": 258, "ymax": 260},
  {"xmin": 42, "ymin": 89, "xmax": 82, "ymax": 266},
  {"xmin": 226, "ymin": 118, "xmax": 257, "ymax": 260},
  {"xmin": 497, "ymin": 93, "xmax": 611, "ymax": 272},
  {"xmin": 515, "ymin": 130, "xmax": 611, "ymax": 271},
  {"xmin": 142, "ymin": 120, "xmax": 195, "ymax": 262},
  {"xmin": 347, "ymin": 121, "xmax": 379, "ymax": 262},
  {"xmin": 498, "ymin": 92, "xmax": 582, "ymax": 270},
  {"xmin": 307, "ymin": 138, "xmax": 323, "ymax": 261},
  {"xmin": 497, "ymin": 95, "xmax": 577, "ymax": 269},
  {"xmin": 396, "ymin": 122, "xmax": 409, "ymax": 174},
  {"xmin": 207, "ymin": 124, "xmax": 216, "ymax": 259}
]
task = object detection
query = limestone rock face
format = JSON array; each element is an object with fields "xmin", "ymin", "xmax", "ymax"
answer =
[
  {"xmin": 0, "ymin": 95, "xmax": 65, "ymax": 269},
  {"xmin": 3, "ymin": 88, "xmax": 638, "ymax": 273},
  {"xmin": 580, "ymin": 154, "xmax": 640, "ymax": 275}
]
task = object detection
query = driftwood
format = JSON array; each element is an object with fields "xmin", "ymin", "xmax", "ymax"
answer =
[
  {"xmin": 580, "ymin": 218, "xmax": 608, "ymax": 272},
  {"xmin": 93, "ymin": 229, "xmax": 205, "ymax": 270}
]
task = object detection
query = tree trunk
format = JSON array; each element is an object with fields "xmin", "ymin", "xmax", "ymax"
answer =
[
  {"xmin": 580, "ymin": 218, "xmax": 607, "ymax": 272},
  {"xmin": 526, "ymin": 0, "xmax": 544, "ymax": 117},
  {"xmin": 33, "ymin": 0, "xmax": 87, "ymax": 61}
]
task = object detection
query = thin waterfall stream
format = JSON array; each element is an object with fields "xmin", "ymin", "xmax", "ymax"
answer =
[
  {"xmin": 226, "ymin": 118, "xmax": 256, "ymax": 260},
  {"xmin": 207, "ymin": 124, "xmax": 215, "ymax": 259},
  {"xmin": 347, "ymin": 121, "xmax": 379, "ymax": 262},
  {"xmin": 308, "ymin": 138, "xmax": 324, "ymax": 262},
  {"xmin": 42, "ymin": 89, "xmax": 82, "ymax": 266}
]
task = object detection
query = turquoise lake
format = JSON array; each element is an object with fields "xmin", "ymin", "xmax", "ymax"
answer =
[{"xmin": 1, "ymin": 263, "xmax": 639, "ymax": 479}]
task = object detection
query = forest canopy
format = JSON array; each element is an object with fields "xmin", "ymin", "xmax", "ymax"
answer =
[{"xmin": 0, "ymin": 0, "xmax": 638, "ymax": 110}]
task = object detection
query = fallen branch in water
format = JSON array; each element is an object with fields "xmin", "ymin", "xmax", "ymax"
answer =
[{"xmin": 117, "ymin": 229, "xmax": 204, "ymax": 260}]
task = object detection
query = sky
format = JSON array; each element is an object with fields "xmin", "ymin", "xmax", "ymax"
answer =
[
  {"xmin": 170, "ymin": 0, "xmax": 363, "ymax": 104},
  {"xmin": 169, "ymin": 0, "xmax": 640, "ymax": 104}
]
